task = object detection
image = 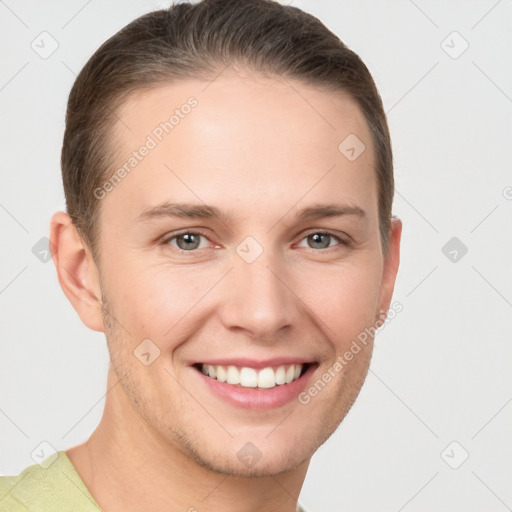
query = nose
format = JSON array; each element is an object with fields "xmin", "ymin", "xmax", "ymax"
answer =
[{"xmin": 218, "ymin": 250, "xmax": 301, "ymax": 341}]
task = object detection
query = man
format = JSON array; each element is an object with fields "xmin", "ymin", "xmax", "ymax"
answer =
[{"xmin": 0, "ymin": 0, "xmax": 401, "ymax": 510}]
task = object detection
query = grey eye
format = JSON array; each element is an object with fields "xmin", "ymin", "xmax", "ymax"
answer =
[
  {"xmin": 174, "ymin": 233, "xmax": 202, "ymax": 250},
  {"xmin": 297, "ymin": 232, "xmax": 342, "ymax": 250},
  {"xmin": 307, "ymin": 233, "xmax": 333, "ymax": 249}
]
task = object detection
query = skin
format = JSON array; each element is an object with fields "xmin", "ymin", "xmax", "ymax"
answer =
[{"xmin": 51, "ymin": 68, "xmax": 401, "ymax": 512}]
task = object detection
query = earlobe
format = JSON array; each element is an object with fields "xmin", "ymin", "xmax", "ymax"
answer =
[
  {"xmin": 377, "ymin": 216, "xmax": 402, "ymax": 318},
  {"xmin": 49, "ymin": 211, "xmax": 105, "ymax": 332}
]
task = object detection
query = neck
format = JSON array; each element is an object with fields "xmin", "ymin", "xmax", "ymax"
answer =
[{"xmin": 66, "ymin": 366, "xmax": 309, "ymax": 512}]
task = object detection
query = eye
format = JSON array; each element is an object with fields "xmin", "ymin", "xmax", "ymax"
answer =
[
  {"xmin": 297, "ymin": 232, "xmax": 344, "ymax": 250},
  {"xmin": 165, "ymin": 232, "xmax": 210, "ymax": 251}
]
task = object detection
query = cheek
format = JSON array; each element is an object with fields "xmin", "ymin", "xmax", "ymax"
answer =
[
  {"xmin": 301, "ymin": 259, "xmax": 382, "ymax": 346},
  {"xmin": 105, "ymin": 261, "xmax": 221, "ymax": 342}
]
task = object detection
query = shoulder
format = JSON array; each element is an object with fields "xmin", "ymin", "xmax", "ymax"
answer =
[{"xmin": 0, "ymin": 451, "xmax": 101, "ymax": 511}]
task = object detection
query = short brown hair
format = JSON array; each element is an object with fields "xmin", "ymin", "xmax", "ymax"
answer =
[{"xmin": 62, "ymin": 0, "xmax": 394, "ymax": 258}]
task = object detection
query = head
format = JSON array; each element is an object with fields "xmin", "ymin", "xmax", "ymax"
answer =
[{"xmin": 52, "ymin": 0, "xmax": 401, "ymax": 477}]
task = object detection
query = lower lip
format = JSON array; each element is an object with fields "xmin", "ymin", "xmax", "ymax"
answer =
[{"xmin": 194, "ymin": 365, "xmax": 316, "ymax": 409}]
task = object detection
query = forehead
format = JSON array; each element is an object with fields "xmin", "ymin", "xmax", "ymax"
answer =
[{"xmin": 105, "ymin": 71, "xmax": 377, "ymax": 223}]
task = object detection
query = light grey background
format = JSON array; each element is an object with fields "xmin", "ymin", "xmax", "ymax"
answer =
[{"xmin": 1, "ymin": 1, "xmax": 511, "ymax": 510}]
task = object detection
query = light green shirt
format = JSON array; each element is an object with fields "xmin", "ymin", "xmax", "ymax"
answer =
[
  {"xmin": 0, "ymin": 452, "xmax": 307, "ymax": 511},
  {"xmin": 0, "ymin": 451, "xmax": 101, "ymax": 511}
]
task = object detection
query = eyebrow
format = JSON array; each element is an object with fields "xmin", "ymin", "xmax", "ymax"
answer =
[
  {"xmin": 137, "ymin": 202, "xmax": 230, "ymax": 223},
  {"xmin": 295, "ymin": 203, "xmax": 367, "ymax": 222},
  {"xmin": 136, "ymin": 201, "xmax": 367, "ymax": 223}
]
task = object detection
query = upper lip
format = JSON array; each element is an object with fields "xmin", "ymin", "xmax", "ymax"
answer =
[{"xmin": 192, "ymin": 357, "xmax": 315, "ymax": 369}]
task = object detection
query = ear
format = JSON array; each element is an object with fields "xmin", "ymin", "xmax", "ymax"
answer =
[
  {"xmin": 50, "ymin": 211, "xmax": 105, "ymax": 332},
  {"xmin": 377, "ymin": 216, "xmax": 402, "ymax": 319}
]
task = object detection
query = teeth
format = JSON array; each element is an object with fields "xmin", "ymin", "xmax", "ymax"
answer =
[
  {"xmin": 226, "ymin": 365, "xmax": 240, "ymax": 385},
  {"xmin": 240, "ymin": 367, "xmax": 258, "ymax": 388},
  {"xmin": 258, "ymin": 367, "xmax": 276, "ymax": 389},
  {"xmin": 285, "ymin": 365, "xmax": 294, "ymax": 384},
  {"xmin": 216, "ymin": 365, "xmax": 227, "ymax": 383},
  {"xmin": 200, "ymin": 363, "xmax": 304, "ymax": 389},
  {"xmin": 275, "ymin": 366, "xmax": 286, "ymax": 385}
]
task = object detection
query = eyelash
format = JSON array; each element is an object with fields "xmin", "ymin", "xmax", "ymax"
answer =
[{"xmin": 161, "ymin": 229, "xmax": 349, "ymax": 253}]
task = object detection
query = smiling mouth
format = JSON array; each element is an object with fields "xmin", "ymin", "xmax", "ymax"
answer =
[{"xmin": 194, "ymin": 363, "xmax": 311, "ymax": 389}]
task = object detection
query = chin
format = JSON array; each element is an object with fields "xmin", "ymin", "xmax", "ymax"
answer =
[
  {"xmin": 173, "ymin": 422, "xmax": 327, "ymax": 478},
  {"xmin": 195, "ymin": 449, "xmax": 311, "ymax": 478}
]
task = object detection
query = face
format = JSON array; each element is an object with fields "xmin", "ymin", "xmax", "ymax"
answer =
[{"xmin": 91, "ymin": 69, "xmax": 399, "ymax": 476}]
